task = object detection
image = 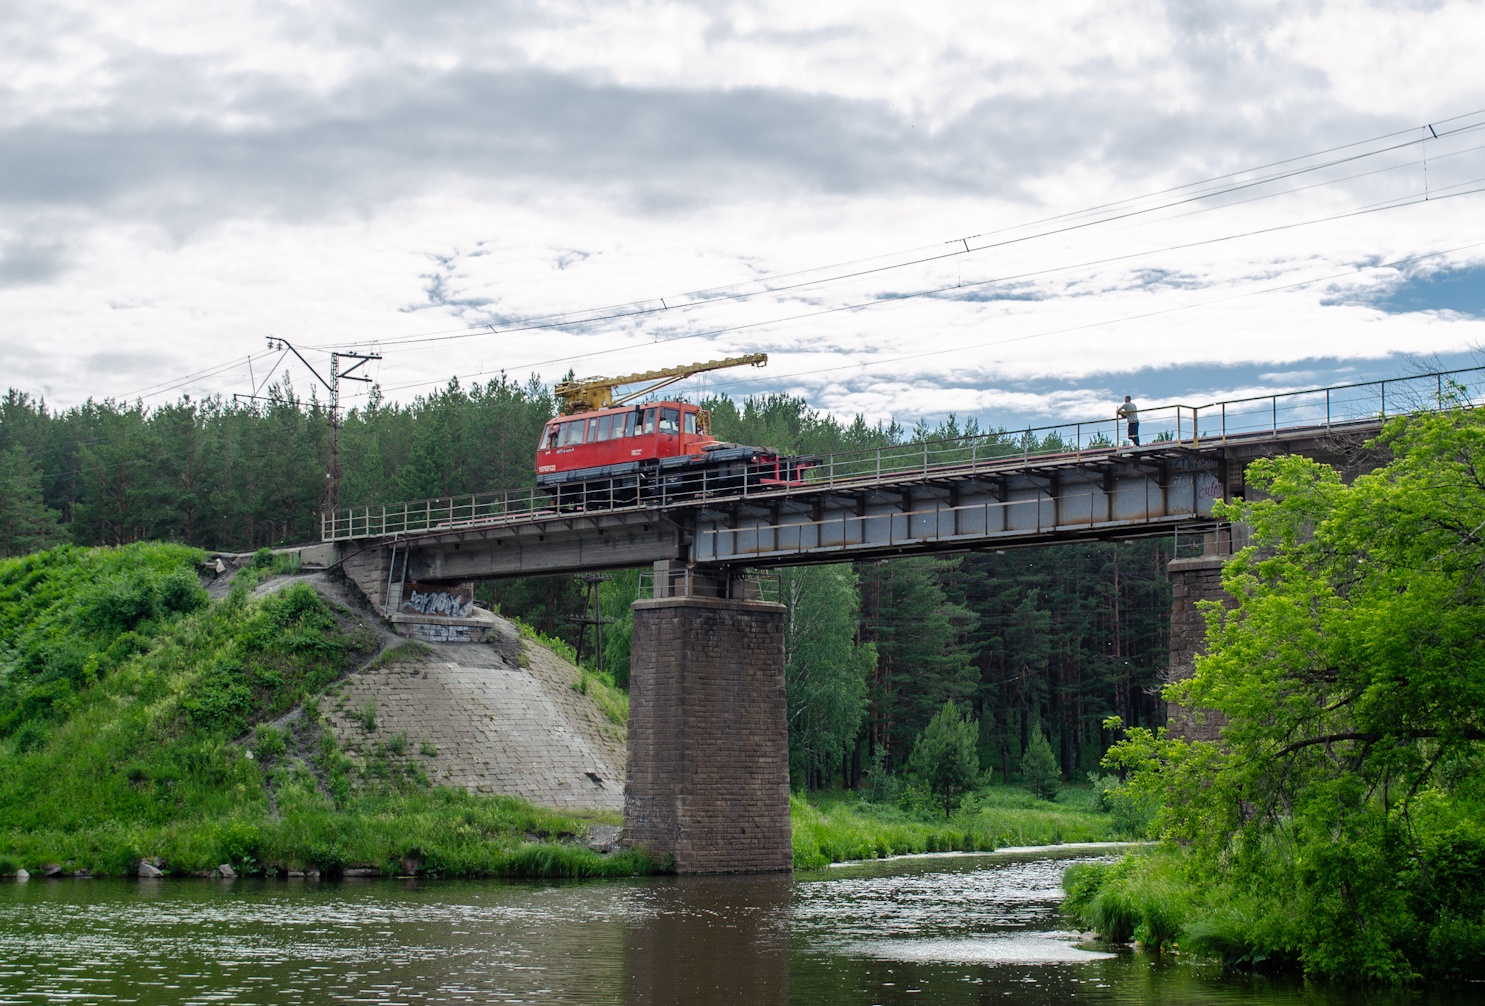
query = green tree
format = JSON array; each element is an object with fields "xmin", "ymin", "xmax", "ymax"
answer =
[
  {"xmin": 781, "ymin": 564, "xmax": 874, "ymax": 790},
  {"xmin": 70, "ymin": 402, "xmax": 159, "ymax": 545},
  {"xmin": 1105, "ymin": 407, "xmax": 1485, "ymax": 981},
  {"xmin": 0, "ymin": 445, "xmax": 60, "ymax": 556},
  {"xmin": 858, "ymin": 556, "xmax": 978, "ymax": 764},
  {"xmin": 907, "ymin": 699, "xmax": 980, "ymax": 816},
  {"xmin": 1021, "ymin": 723, "xmax": 1060, "ymax": 800}
]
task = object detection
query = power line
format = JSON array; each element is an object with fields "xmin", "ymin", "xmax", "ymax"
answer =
[
  {"xmin": 15, "ymin": 110, "xmax": 1484, "ymax": 439},
  {"xmin": 6, "ymin": 219, "xmax": 1479, "ymax": 495},
  {"xmin": 87, "ymin": 109, "xmax": 1485, "ymax": 413},
  {"xmin": 306, "ymin": 109, "xmax": 1485, "ymax": 356},
  {"xmin": 351, "ymin": 181, "xmax": 1485, "ymax": 403}
]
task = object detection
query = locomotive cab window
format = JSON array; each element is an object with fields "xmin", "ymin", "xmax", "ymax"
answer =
[
  {"xmin": 561, "ymin": 420, "xmax": 585, "ymax": 446},
  {"xmin": 642, "ymin": 408, "xmax": 657, "ymax": 435},
  {"xmin": 683, "ymin": 411, "xmax": 698, "ymax": 435},
  {"xmin": 542, "ymin": 425, "xmax": 560, "ymax": 449},
  {"xmin": 659, "ymin": 407, "xmax": 680, "ymax": 434},
  {"xmin": 624, "ymin": 411, "xmax": 638, "ymax": 438}
]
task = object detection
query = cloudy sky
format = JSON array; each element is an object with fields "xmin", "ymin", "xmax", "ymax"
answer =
[{"xmin": 4, "ymin": 0, "xmax": 1485, "ymax": 430}]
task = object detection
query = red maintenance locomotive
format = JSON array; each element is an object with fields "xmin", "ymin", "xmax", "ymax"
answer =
[{"xmin": 534, "ymin": 354, "xmax": 814, "ymax": 507}]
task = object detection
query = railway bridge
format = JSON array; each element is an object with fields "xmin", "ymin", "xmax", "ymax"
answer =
[{"xmin": 302, "ymin": 367, "xmax": 1481, "ymax": 873}]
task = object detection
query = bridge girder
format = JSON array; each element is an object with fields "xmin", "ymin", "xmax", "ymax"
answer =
[{"xmin": 327, "ymin": 421, "xmax": 1390, "ymax": 608}]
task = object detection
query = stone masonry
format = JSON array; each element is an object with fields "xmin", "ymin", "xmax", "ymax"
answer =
[
  {"xmin": 1165, "ymin": 554, "xmax": 1232, "ymax": 741},
  {"xmin": 625, "ymin": 596, "xmax": 792, "ymax": 873},
  {"xmin": 323, "ymin": 633, "xmax": 625, "ymax": 814}
]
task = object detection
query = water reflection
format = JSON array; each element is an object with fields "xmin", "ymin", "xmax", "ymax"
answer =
[
  {"xmin": 624, "ymin": 874, "xmax": 791, "ymax": 1004},
  {"xmin": 0, "ymin": 851, "xmax": 1479, "ymax": 1004}
]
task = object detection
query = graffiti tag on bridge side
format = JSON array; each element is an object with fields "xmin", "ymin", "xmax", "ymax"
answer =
[{"xmin": 401, "ymin": 581, "xmax": 475, "ymax": 619}]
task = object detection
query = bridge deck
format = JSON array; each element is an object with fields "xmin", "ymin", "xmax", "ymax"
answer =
[{"xmin": 323, "ymin": 366, "xmax": 1485, "ymax": 583}]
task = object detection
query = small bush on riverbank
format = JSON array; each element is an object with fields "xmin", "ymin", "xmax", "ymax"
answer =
[
  {"xmin": 1063, "ymin": 850, "xmax": 1191, "ymax": 950},
  {"xmin": 791, "ymin": 783, "xmax": 1116, "ymax": 869}
]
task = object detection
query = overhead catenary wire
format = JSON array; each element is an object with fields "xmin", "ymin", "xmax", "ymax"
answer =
[
  {"xmin": 348, "ymin": 180, "xmax": 1485, "ymax": 403},
  {"xmin": 10, "ymin": 230, "xmax": 1452, "ymax": 494},
  {"xmin": 13, "ymin": 170, "xmax": 1482, "ymax": 486},
  {"xmin": 299, "ymin": 109, "xmax": 1485, "ymax": 356},
  {"xmin": 40, "ymin": 108, "xmax": 1485, "ymax": 414},
  {"xmin": 698, "ymin": 183, "xmax": 1485, "ymax": 396}
]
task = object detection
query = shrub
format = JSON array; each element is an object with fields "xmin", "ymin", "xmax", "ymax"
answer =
[
  {"xmin": 862, "ymin": 748, "xmax": 901, "ymax": 805},
  {"xmin": 1088, "ymin": 771, "xmax": 1160, "ymax": 839},
  {"xmin": 907, "ymin": 700, "xmax": 980, "ymax": 817},
  {"xmin": 1062, "ymin": 852, "xmax": 1191, "ymax": 950},
  {"xmin": 253, "ymin": 725, "xmax": 287, "ymax": 763},
  {"xmin": 1426, "ymin": 916, "xmax": 1485, "ymax": 978},
  {"xmin": 181, "ymin": 658, "xmax": 255, "ymax": 734},
  {"xmin": 157, "ymin": 568, "xmax": 208, "ymax": 616},
  {"xmin": 1021, "ymin": 725, "xmax": 1060, "ymax": 800}
]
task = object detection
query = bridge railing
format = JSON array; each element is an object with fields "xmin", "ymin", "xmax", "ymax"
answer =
[
  {"xmin": 1195, "ymin": 367, "xmax": 1485, "ymax": 443},
  {"xmin": 801, "ymin": 365, "xmax": 1485, "ymax": 490},
  {"xmin": 321, "ymin": 365, "xmax": 1485, "ymax": 542}
]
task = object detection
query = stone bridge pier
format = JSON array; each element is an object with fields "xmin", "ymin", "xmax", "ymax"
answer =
[
  {"xmin": 623, "ymin": 561, "xmax": 793, "ymax": 873},
  {"xmin": 1165, "ymin": 529, "xmax": 1242, "ymax": 741}
]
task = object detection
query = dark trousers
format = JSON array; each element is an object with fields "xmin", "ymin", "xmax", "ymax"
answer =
[{"xmin": 1127, "ymin": 422, "xmax": 1140, "ymax": 446}]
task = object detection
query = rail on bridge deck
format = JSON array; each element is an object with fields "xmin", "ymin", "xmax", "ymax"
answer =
[{"xmin": 321, "ymin": 365, "xmax": 1485, "ymax": 551}]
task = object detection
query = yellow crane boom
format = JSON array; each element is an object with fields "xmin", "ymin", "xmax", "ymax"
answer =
[{"xmin": 554, "ymin": 353, "xmax": 767, "ymax": 414}]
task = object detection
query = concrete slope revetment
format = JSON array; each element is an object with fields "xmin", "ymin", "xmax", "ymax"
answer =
[{"xmin": 321, "ymin": 622, "xmax": 626, "ymax": 815}]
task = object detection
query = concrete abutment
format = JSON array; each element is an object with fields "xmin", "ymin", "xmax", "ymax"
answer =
[{"xmin": 624, "ymin": 593, "xmax": 793, "ymax": 874}]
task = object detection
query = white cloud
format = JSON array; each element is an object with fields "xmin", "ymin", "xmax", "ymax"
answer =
[{"xmin": 1, "ymin": 0, "xmax": 1484, "ymax": 425}]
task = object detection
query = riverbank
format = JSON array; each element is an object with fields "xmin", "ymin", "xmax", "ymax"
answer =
[
  {"xmin": 0, "ymin": 543, "xmax": 647, "ymax": 880},
  {"xmin": 1, "ymin": 542, "xmax": 1124, "ymax": 881},
  {"xmin": 791, "ymin": 784, "xmax": 1118, "ymax": 869}
]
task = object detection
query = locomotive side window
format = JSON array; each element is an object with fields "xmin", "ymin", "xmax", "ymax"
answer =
[
  {"xmin": 642, "ymin": 408, "xmax": 657, "ymax": 435},
  {"xmin": 595, "ymin": 414, "xmax": 614, "ymax": 441},
  {"xmin": 561, "ymin": 420, "xmax": 584, "ymax": 446},
  {"xmin": 623, "ymin": 412, "xmax": 638, "ymax": 438},
  {"xmin": 542, "ymin": 425, "xmax": 560, "ymax": 449},
  {"xmin": 659, "ymin": 407, "xmax": 680, "ymax": 434},
  {"xmin": 683, "ymin": 411, "xmax": 698, "ymax": 435},
  {"xmin": 586, "ymin": 417, "xmax": 599, "ymax": 442}
]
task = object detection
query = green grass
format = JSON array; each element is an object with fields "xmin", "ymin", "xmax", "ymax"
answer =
[
  {"xmin": 790, "ymin": 783, "xmax": 1117, "ymax": 869},
  {"xmin": 573, "ymin": 668, "xmax": 629, "ymax": 725},
  {"xmin": 513, "ymin": 618, "xmax": 629, "ymax": 725},
  {"xmin": 0, "ymin": 789, "xmax": 648, "ymax": 878},
  {"xmin": 1063, "ymin": 849, "xmax": 1192, "ymax": 950},
  {"xmin": 0, "ymin": 543, "xmax": 652, "ymax": 879}
]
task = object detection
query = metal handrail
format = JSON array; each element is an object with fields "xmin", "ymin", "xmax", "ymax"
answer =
[{"xmin": 321, "ymin": 364, "xmax": 1485, "ymax": 542}]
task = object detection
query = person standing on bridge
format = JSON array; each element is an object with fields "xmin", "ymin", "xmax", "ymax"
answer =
[{"xmin": 1117, "ymin": 396, "xmax": 1140, "ymax": 446}]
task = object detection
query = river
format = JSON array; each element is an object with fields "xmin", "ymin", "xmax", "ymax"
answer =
[{"xmin": 0, "ymin": 846, "xmax": 1473, "ymax": 1005}]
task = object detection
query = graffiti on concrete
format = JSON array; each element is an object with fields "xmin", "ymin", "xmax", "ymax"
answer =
[
  {"xmin": 400, "ymin": 581, "xmax": 475, "ymax": 619},
  {"xmin": 410, "ymin": 622, "xmax": 477, "ymax": 642}
]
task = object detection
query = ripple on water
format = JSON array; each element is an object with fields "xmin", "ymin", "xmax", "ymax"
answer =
[{"xmin": 847, "ymin": 931, "xmax": 1116, "ymax": 965}]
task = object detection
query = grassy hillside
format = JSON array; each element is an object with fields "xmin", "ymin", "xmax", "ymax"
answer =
[{"xmin": 0, "ymin": 543, "xmax": 648, "ymax": 878}]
